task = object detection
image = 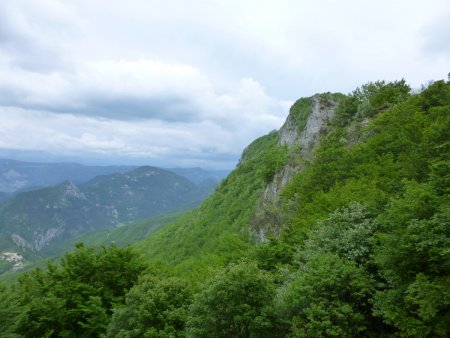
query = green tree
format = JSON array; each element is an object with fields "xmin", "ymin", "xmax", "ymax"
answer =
[
  {"xmin": 374, "ymin": 209, "xmax": 450, "ymax": 337},
  {"xmin": 0, "ymin": 284, "xmax": 23, "ymax": 337},
  {"xmin": 334, "ymin": 79, "xmax": 411, "ymax": 126},
  {"xmin": 187, "ymin": 261, "xmax": 276, "ymax": 338},
  {"xmin": 298, "ymin": 203, "xmax": 378, "ymax": 266},
  {"xmin": 279, "ymin": 253, "xmax": 376, "ymax": 337},
  {"xmin": 107, "ymin": 275, "xmax": 192, "ymax": 338},
  {"xmin": 16, "ymin": 243, "xmax": 144, "ymax": 337}
]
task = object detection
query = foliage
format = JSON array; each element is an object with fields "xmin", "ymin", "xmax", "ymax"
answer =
[
  {"xmin": 297, "ymin": 202, "xmax": 378, "ymax": 266},
  {"xmin": 278, "ymin": 79, "xmax": 449, "ymax": 336},
  {"xmin": 260, "ymin": 144, "xmax": 288, "ymax": 184},
  {"xmin": 374, "ymin": 189, "xmax": 450, "ymax": 337},
  {"xmin": 107, "ymin": 275, "xmax": 192, "ymax": 338},
  {"xmin": 289, "ymin": 97, "xmax": 313, "ymax": 131},
  {"xmin": 283, "ymin": 80, "xmax": 449, "ymax": 233},
  {"xmin": 0, "ymin": 284, "xmax": 23, "ymax": 337},
  {"xmin": 279, "ymin": 253, "xmax": 376, "ymax": 337},
  {"xmin": 187, "ymin": 261, "xmax": 276, "ymax": 338},
  {"xmin": 15, "ymin": 243, "xmax": 144, "ymax": 337},
  {"xmin": 4, "ymin": 79, "xmax": 449, "ymax": 337},
  {"xmin": 334, "ymin": 79, "xmax": 411, "ymax": 126},
  {"xmin": 135, "ymin": 130, "xmax": 286, "ymax": 281}
]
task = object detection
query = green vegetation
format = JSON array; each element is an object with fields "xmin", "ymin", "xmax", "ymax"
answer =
[
  {"xmin": 134, "ymin": 130, "xmax": 286, "ymax": 279},
  {"xmin": 107, "ymin": 275, "xmax": 192, "ymax": 337},
  {"xmin": 48, "ymin": 211, "xmax": 184, "ymax": 254},
  {"xmin": 334, "ymin": 79, "xmax": 411, "ymax": 126},
  {"xmin": 289, "ymin": 97, "xmax": 313, "ymax": 131},
  {"xmin": 13, "ymin": 244, "xmax": 144, "ymax": 337},
  {"xmin": 1, "ymin": 79, "xmax": 448, "ymax": 337},
  {"xmin": 187, "ymin": 261, "xmax": 276, "ymax": 338}
]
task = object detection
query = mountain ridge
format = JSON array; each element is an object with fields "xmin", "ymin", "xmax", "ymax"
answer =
[
  {"xmin": 0, "ymin": 166, "xmax": 216, "ymax": 266},
  {"xmin": 1, "ymin": 79, "xmax": 449, "ymax": 337}
]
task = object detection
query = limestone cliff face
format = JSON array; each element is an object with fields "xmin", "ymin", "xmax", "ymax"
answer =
[
  {"xmin": 254, "ymin": 94, "xmax": 339, "ymax": 241},
  {"xmin": 296, "ymin": 94, "xmax": 338, "ymax": 152},
  {"xmin": 264, "ymin": 94, "xmax": 338, "ymax": 202}
]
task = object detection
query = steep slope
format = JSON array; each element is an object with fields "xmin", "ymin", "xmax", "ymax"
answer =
[
  {"xmin": 82, "ymin": 166, "xmax": 209, "ymax": 222},
  {"xmin": 3, "ymin": 79, "xmax": 448, "ymax": 337},
  {"xmin": 168, "ymin": 167, "xmax": 229, "ymax": 185},
  {"xmin": 136, "ymin": 80, "xmax": 449, "ymax": 283},
  {"xmin": 44, "ymin": 211, "xmax": 185, "ymax": 256},
  {"xmin": 135, "ymin": 92, "xmax": 341, "ymax": 276},
  {"xmin": 0, "ymin": 181, "xmax": 93, "ymax": 253}
]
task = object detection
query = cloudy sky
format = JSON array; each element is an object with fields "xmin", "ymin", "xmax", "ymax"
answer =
[{"xmin": 1, "ymin": 0, "xmax": 449, "ymax": 169}]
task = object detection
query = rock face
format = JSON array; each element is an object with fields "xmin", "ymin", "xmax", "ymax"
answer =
[
  {"xmin": 263, "ymin": 165, "xmax": 298, "ymax": 200},
  {"xmin": 279, "ymin": 114, "xmax": 299, "ymax": 147},
  {"xmin": 255, "ymin": 94, "xmax": 339, "ymax": 241},
  {"xmin": 264, "ymin": 94, "xmax": 338, "ymax": 202},
  {"xmin": 33, "ymin": 228, "xmax": 63, "ymax": 251},
  {"xmin": 297, "ymin": 95, "xmax": 338, "ymax": 152}
]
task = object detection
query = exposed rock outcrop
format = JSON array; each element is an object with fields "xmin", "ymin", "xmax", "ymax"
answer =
[
  {"xmin": 11, "ymin": 234, "xmax": 33, "ymax": 251},
  {"xmin": 279, "ymin": 114, "xmax": 299, "ymax": 147},
  {"xmin": 254, "ymin": 94, "xmax": 339, "ymax": 242},
  {"xmin": 33, "ymin": 228, "xmax": 63, "ymax": 251},
  {"xmin": 264, "ymin": 94, "xmax": 338, "ymax": 202},
  {"xmin": 298, "ymin": 95, "xmax": 337, "ymax": 152}
]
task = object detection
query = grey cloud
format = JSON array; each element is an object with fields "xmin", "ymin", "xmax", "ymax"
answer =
[
  {"xmin": 0, "ymin": 1, "xmax": 75, "ymax": 72},
  {"xmin": 67, "ymin": 96, "xmax": 202, "ymax": 122},
  {"xmin": 0, "ymin": 96, "xmax": 202, "ymax": 122}
]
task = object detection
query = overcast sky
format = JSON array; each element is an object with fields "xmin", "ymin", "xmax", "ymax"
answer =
[{"xmin": 1, "ymin": 0, "xmax": 449, "ymax": 169}]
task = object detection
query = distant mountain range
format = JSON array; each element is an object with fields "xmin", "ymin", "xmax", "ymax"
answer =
[
  {"xmin": 168, "ymin": 167, "xmax": 229, "ymax": 185},
  {"xmin": 0, "ymin": 159, "xmax": 134, "ymax": 198},
  {"xmin": 0, "ymin": 159, "xmax": 229, "ymax": 202},
  {"xmin": 0, "ymin": 164, "xmax": 225, "ymax": 266}
]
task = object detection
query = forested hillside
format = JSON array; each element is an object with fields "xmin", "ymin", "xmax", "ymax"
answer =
[
  {"xmin": 1, "ymin": 79, "xmax": 448, "ymax": 337},
  {"xmin": 0, "ymin": 166, "xmax": 215, "ymax": 274}
]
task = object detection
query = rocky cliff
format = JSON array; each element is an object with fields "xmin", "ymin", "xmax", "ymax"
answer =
[
  {"xmin": 255, "ymin": 93, "xmax": 340, "ymax": 241},
  {"xmin": 264, "ymin": 94, "xmax": 339, "ymax": 201}
]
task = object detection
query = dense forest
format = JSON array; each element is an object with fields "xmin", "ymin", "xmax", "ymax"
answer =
[{"xmin": 1, "ymin": 79, "xmax": 449, "ymax": 337}]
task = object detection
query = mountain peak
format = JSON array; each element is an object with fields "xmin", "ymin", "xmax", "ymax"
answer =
[
  {"xmin": 280, "ymin": 93, "xmax": 340, "ymax": 150},
  {"xmin": 59, "ymin": 181, "xmax": 86, "ymax": 200}
]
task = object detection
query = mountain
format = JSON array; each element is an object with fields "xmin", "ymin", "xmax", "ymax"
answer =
[
  {"xmin": 134, "ymin": 92, "xmax": 343, "ymax": 271},
  {"xmin": 44, "ymin": 211, "xmax": 184, "ymax": 257},
  {"xmin": 2, "ymin": 79, "xmax": 449, "ymax": 337},
  {"xmin": 0, "ymin": 159, "xmax": 135, "ymax": 194},
  {"xmin": 168, "ymin": 167, "xmax": 229, "ymax": 185},
  {"xmin": 0, "ymin": 158, "xmax": 227, "ymax": 203},
  {"xmin": 125, "ymin": 80, "xmax": 448, "ymax": 336},
  {"xmin": 0, "ymin": 192, "xmax": 10, "ymax": 204},
  {"xmin": 81, "ymin": 166, "xmax": 209, "ymax": 223},
  {"xmin": 0, "ymin": 166, "xmax": 213, "ymax": 262}
]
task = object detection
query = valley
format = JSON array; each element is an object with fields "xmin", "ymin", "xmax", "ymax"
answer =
[{"xmin": 0, "ymin": 165, "xmax": 225, "ymax": 274}]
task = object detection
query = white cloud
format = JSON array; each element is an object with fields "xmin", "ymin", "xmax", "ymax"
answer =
[
  {"xmin": 0, "ymin": 0, "xmax": 448, "ymax": 168},
  {"xmin": 0, "ymin": 76, "xmax": 287, "ymax": 169}
]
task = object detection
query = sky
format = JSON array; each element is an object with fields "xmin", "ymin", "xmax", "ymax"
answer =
[{"xmin": 0, "ymin": 0, "xmax": 449, "ymax": 169}]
